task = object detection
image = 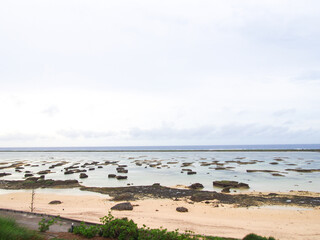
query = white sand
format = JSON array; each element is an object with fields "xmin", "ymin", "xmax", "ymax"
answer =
[{"xmin": 1, "ymin": 192, "xmax": 319, "ymax": 240}]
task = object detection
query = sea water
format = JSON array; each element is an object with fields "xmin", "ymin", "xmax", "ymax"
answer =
[{"xmin": 0, "ymin": 148, "xmax": 319, "ymax": 193}]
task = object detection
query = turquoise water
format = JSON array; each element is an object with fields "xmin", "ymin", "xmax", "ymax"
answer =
[{"xmin": 0, "ymin": 151, "xmax": 319, "ymax": 193}]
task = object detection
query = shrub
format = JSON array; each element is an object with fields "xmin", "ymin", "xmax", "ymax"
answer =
[
  {"xmin": 243, "ymin": 233, "xmax": 276, "ymax": 240},
  {"xmin": 100, "ymin": 213, "xmax": 138, "ymax": 240},
  {"xmin": 73, "ymin": 222, "xmax": 99, "ymax": 238},
  {"xmin": 38, "ymin": 216, "xmax": 60, "ymax": 232}
]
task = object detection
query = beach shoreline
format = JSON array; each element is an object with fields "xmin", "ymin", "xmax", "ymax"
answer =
[{"xmin": 0, "ymin": 190, "xmax": 319, "ymax": 240}]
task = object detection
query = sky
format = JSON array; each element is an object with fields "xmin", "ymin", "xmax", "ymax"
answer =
[{"xmin": 0, "ymin": 0, "xmax": 320, "ymax": 147}]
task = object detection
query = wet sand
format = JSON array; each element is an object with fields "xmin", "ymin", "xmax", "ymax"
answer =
[{"xmin": 0, "ymin": 192, "xmax": 319, "ymax": 240}]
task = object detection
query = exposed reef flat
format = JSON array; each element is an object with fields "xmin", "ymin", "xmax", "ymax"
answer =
[
  {"xmin": 1, "ymin": 179, "xmax": 319, "ymax": 207},
  {"xmin": 79, "ymin": 184, "xmax": 320, "ymax": 207},
  {"xmin": 0, "ymin": 179, "xmax": 80, "ymax": 189}
]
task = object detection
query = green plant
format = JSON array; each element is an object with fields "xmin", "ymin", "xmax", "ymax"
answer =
[
  {"xmin": 70, "ymin": 212, "xmax": 275, "ymax": 240},
  {"xmin": 73, "ymin": 222, "xmax": 99, "ymax": 238},
  {"xmin": 38, "ymin": 216, "xmax": 60, "ymax": 232},
  {"xmin": 138, "ymin": 225, "xmax": 197, "ymax": 240},
  {"xmin": 243, "ymin": 233, "xmax": 276, "ymax": 240},
  {"xmin": 0, "ymin": 216, "xmax": 43, "ymax": 240},
  {"xmin": 100, "ymin": 217, "xmax": 138, "ymax": 240}
]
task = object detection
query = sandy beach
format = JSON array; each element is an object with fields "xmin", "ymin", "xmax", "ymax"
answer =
[{"xmin": 0, "ymin": 191, "xmax": 319, "ymax": 240}]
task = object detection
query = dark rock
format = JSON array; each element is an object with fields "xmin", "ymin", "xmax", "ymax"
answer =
[
  {"xmin": 246, "ymin": 170, "xmax": 278, "ymax": 173},
  {"xmin": 24, "ymin": 173, "xmax": 33, "ymax": 177},
  {"xmin": 0, "ymin": 173, "xmax": 12, "ymax": 177},
  {"xmin": 181, "ymin": 162, "xmax": 193, "ymax": 167},
  {"xmin": 116, "ymin": 175, "xmax": 127, "ymax": 180},
  {"xmin": 187, "ymin": 171, "xmax": 197, "ymax": 175},
  {"xmin": 213, "ymin": 181, "xmax": 249, "ymax": 189},
  {"xmin": 108, "ymin": 174, "xmax": 116, "ymax": 178},
  {"xmin": 64, "ymin": 170, "xmax": 75, "ymax": 175},
  {"xmin": 118, "ymin": 165, "xmax": 127, "ymax": 168},
  {"xmin": 176, "ymin": 207, "xmax": 188, "ymax": 212},
  {"xmin": 98, "ymin": 166, "xmax": 103, "ymax": 168},
  {"xmin": 190, "ymin": 192, "xmax": 218, "ymax": 202},
  {"xmin": 285, "ymin": 168, "xmax": 320, "ymax": 173},
  {"xmin": 80, "ymin": 173, "xmax": 88, "ymax": 179},
  {"xmin": 269, "ymin": 162, "xmax": 279, "ymax": 165},
  {"xmin": 152, "ymin": 183, "xmax": 160, "ymax": 187},
  {"xmin": 117, "ymin": 168, "xmax": 128, "ymax": 173},
  {"xmin": 221, "ymin": 187, "xmax": 230, "ymax": 193},
  {"xmin": 88, "ymin": 168, "xmax": 95, "ymax": 171},
  {"xmin": 111, "ymin": 202, "xmax": 133, "ymax": 211},
  {"xmin": 37, "ymin": 170, "xmax": 51, "ymax": 175},
  {"xmin": 272, "ymin": 173, "xmax": 285, "ymax": 177},
  {"xmin": 188, "ymin": 183, "xmax": 204, "ymax": 190},
  {"xmin": 49, "ymin": 200, "xmax": 62, "ymax": 205},
  {"xmin": 215, "ymin": 167, "xmax": 227, "ymax": 170},
  {"xmin": 200, "ymin": 162, "xmax": 212, "ymax": 166}
]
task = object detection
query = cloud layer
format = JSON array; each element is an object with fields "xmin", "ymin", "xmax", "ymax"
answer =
[{"xmin": 0, "ymin": 1, "xmax": 319, "ymax": 147}]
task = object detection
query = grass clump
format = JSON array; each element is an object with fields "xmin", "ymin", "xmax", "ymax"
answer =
[{"xmin": 0, "ymin": 216, "xmax": 43, "ymax": 240}]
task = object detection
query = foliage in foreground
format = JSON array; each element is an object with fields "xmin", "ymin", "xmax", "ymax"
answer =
[
  {"xmin": 0, "ymin": 216, "xmax": 43, "ymax": 240},
  {"xmin": 243, "ymin": 233, "xmax": 276, "ymax": 240},
  {"xmin": 38, "ymin": 216, "xmax": 60, "ymax": 232},
  {"xmin": 72, "ymin": 212, "xmax": 276, "ymax": 240}
]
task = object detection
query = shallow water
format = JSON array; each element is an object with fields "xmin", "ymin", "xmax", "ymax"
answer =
[{"xmin": 0, "ymin": 151, "xmax": 319, "ymax": 193}]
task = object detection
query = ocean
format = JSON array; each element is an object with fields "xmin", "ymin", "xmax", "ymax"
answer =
[{"xmin": 0, "ymin": 144, "xmax": 319, "ymax": 193}]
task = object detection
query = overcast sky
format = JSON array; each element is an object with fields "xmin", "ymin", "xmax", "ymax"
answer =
[{"xmin": 1, "ymin": 0, "xmax": 320, "ymax": 147}]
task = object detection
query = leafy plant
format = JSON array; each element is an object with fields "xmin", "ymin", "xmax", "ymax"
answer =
[
  {"xmin": 100, "ymin": 215, "xmax": 138, "ymax": 240},
  {"xmin": 243, "ymin": 233, "xmax": 276, "ymax": 240},
  {"xmin": 73, "ymin": 222, "xmax": 99, "ymax": 238},
  {"xmin": 71, "ymin": 212, "xmax": 276, "ymax": 240},
  {"xmin": 38, "ymin": 216, "xmax": 60, "ymax": 232}
]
